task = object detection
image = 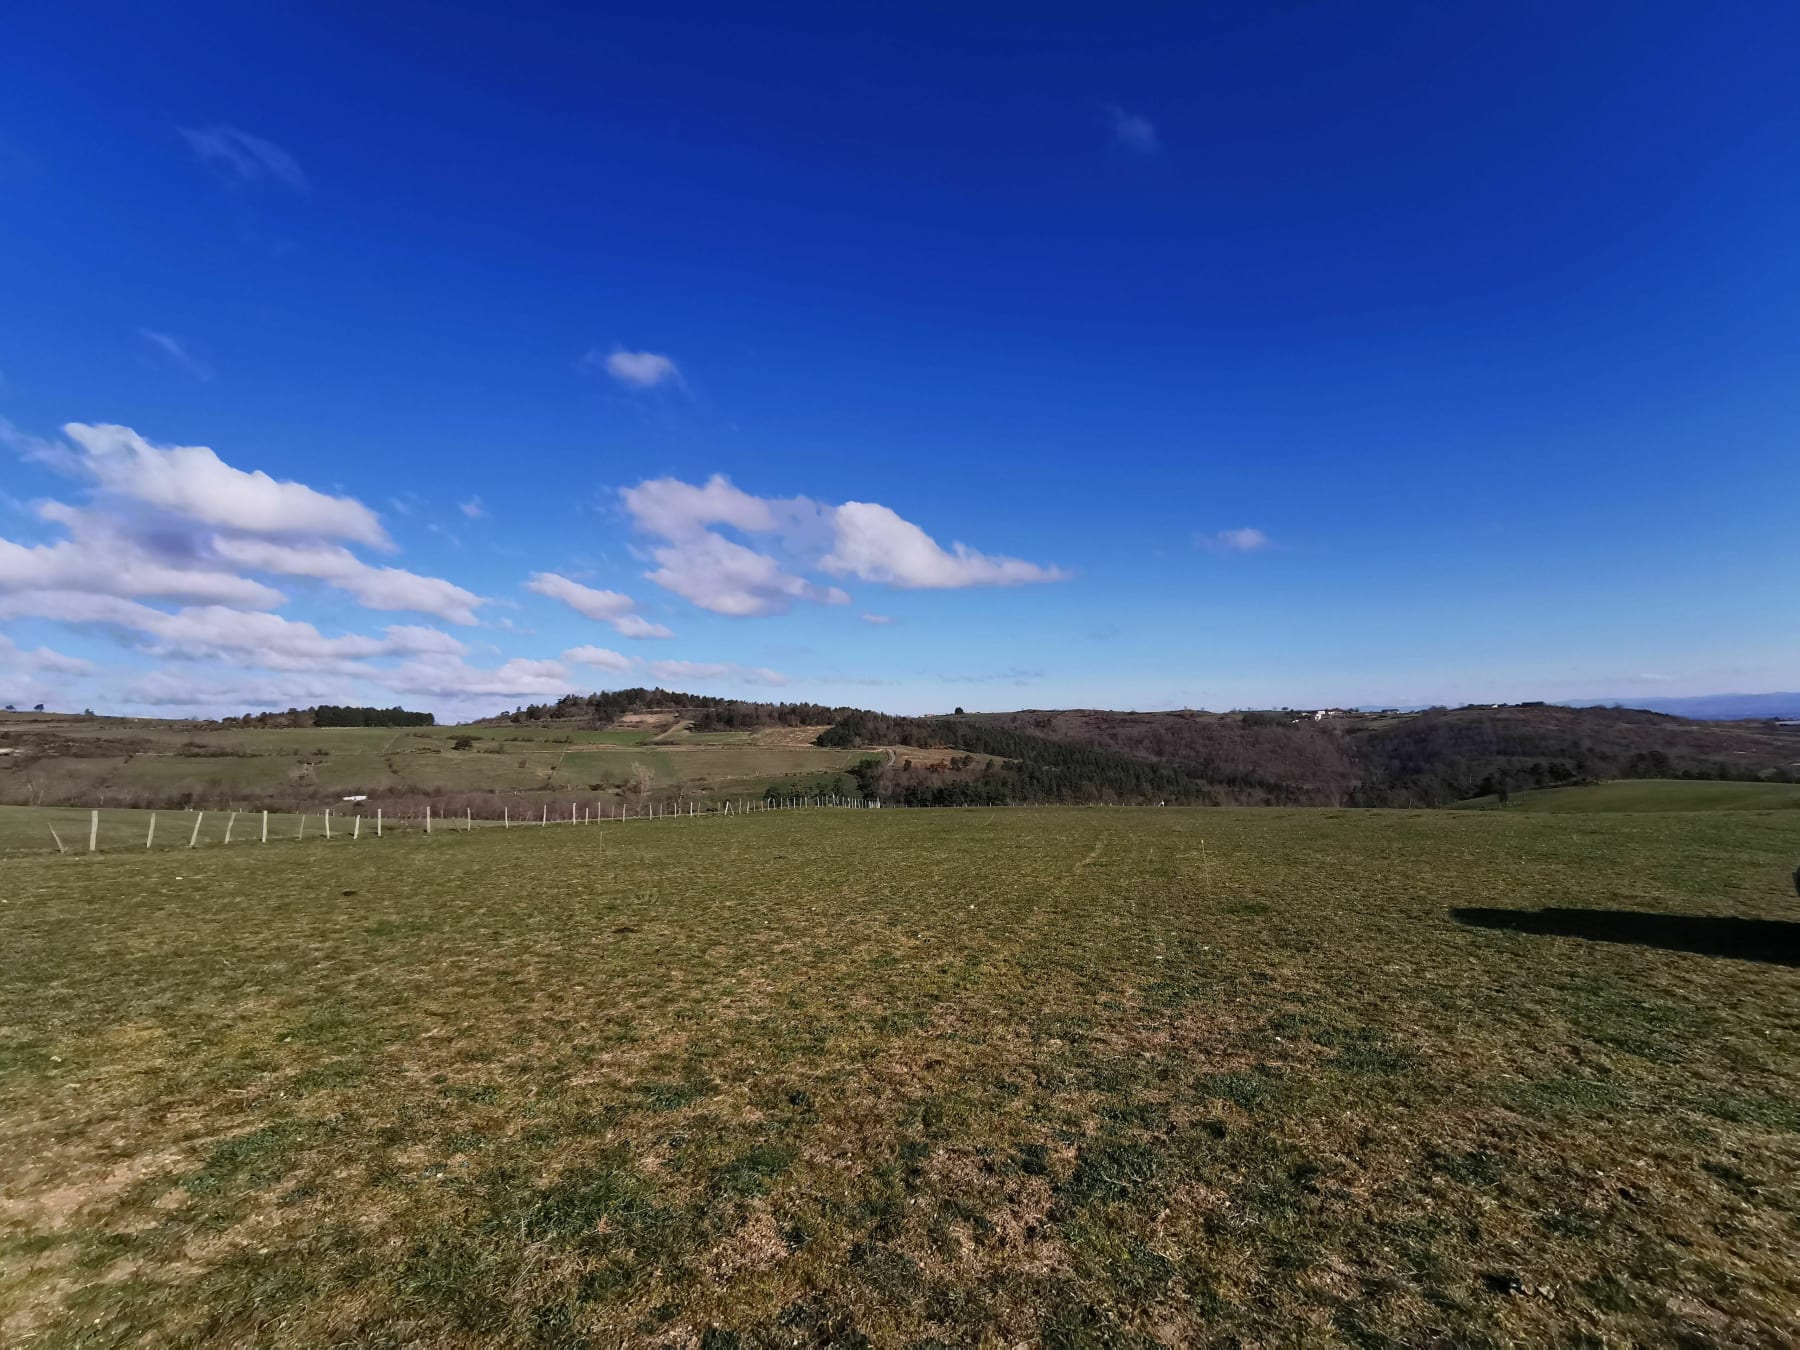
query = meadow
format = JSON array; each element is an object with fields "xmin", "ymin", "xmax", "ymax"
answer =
[
  {"xmin": 0, "ymin": 714, "xmax": 867, "ymax": 813},
  {"xmin": 1453, "ymin": 779, "xmax": 1800, "ymax": 812},
  {"xmin": 2, "ymin": 807, "xmax": 1797, "ymax": 1346}
]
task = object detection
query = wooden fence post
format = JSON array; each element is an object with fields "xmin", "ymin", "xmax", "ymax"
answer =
[
  {"xmin": 354, "ymin": 815, "xmax": 361, "ymax": 840},
  {"xmin": 146, "ymin": 812, "xmax": 156, "ymax": 848},
  {"xmin": 324, "ymin": 809, "xmax": 332, "ymax": 840},
  {"xmin": 376, "ymin": 808, "xmax": 382, "ymax": 837},
  {"xmin": 49, "ymin": 825, "xmax": 65, "ymax": 854},
  {"xmin": 89, "ymin": 809, "xmax": 98, "ymax": 853},
  {"xmin": 262, "ymin": 810, "xmax": 268, "ymax": 843},
  {"xmin": 425, "ymin": 805, "xmax": 432, "ymax": 835},
  {"xmin": 224, "ymin": 811, "xmax": 236, "ymax": 845},
  {"xmin": 189, "ymin": 812, "xmax": 204, "ymax": 848}
]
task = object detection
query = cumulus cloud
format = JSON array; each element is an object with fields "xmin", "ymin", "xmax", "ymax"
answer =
[
  {"xmin": 1105, "ymin": 104, "xmax": 1160, "ymax": 154},
  {"xmin": 524, "ymin": 571, "xmax": 673, "ymax": 638},
  {"xmin": 563, "ymin": 644, "xmax": 634, "ymax": 674},
  {"xmin": 209, "ymin": 538, "xmax": 482, "ymax": 625},
  {"xmin": 822, "ymin": 502, "xmax": 1068, "ymax": 588},
  {"xmin": 138, "ymin": 329, "xmax": 214, "ymax": 382},
  {"xmin": 587, "ymin": 348, "xmax": 681, "ymax": 389},
  {"xmin": 1, "ymin": 419, "xmax": 484, "ymax": 626},
  {"xmin": 384, "ymin": 654, "xmax": 573, "ymax": 700},
  {"xmin": 620, "ymin": 474, "xmax": 1064, "ymax": 616},
  {"xmin": 644, "ymin": 529, "xmax": 849, "ymax": 617},
  {"xmin": 0, "ymin": 633, "xmax": 91, "ymax": 675},
  {"xmin": 1200, "ymin": 527, "xmax": 1272, "ymax": 553},
  {"xmin": 620, "ymin": 474, "xmax": 798, "ymax": 539},
  {"xmin": 62, "ymin": 423, "xmax": 390, "ymax": 548},
  {"xmin": 0, "ymin": 502, "xmax": 286, "ymax": 607},
  {"xmin": 180, "ymin": 124, "xmax": 309, "ymax": 192}
]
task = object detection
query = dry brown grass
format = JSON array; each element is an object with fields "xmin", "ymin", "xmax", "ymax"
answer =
[{"xmin": 1, "ymin": 807, "xmax": 1796, "ymax": 1345}]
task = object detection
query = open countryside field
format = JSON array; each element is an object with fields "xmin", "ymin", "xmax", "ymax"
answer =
[
  {"xmin": 1454, "ymin": 779, "xmax": 1800, "ymax": 813},
  {"xmin": 3, "ymin": 808, "xmax": 1797, "ymax": 1346},
  {"xmin": 0, "ymin": 714, "xmax": 890, "ymax": 811}
]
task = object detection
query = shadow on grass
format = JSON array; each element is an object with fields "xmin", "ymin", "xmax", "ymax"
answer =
[{"xmin": 1451, "ymin": 907, "xmax": 1800, "ymax": 966}]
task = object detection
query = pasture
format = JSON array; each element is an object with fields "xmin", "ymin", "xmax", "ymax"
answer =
[
  {"xmin": 2, "ymin": 808, "xmax": 1797, "ymax": 1346},
  {"xmin": 0, "ymin": 714, "xmax": 877, "ymax": 812},
  {"xmin": 1453, "ymin": 778, "xmax": 1800, "ymax": 812}
]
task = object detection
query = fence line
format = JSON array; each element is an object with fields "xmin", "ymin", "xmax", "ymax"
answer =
[{"xmin": 8, "ymin": 791, "xmax": 894, "ymax": 857}]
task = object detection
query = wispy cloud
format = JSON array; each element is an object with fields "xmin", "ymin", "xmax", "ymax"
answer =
[
  {"xmin": 524, "ymin": 571, "xmax": 673, "ymax": 638},
  {"xmin": 138, "ymin": 329, "xmax": 214, "ymax": 382},
  {"xmin": 564, "ymin": 646, "xmax": 787, "ymax": 688},
  {"xmin": 1104, "ymin": 104, "xmax": 1160, "ymax": 155},
  {"xmin": 861, "ymin": 613, "xmax": 894, "ymax": 625},
  {"xmin": 179, "ymin": 124, "xmax": 309, "ymax": 193},
  {"xmin": 459, "ymin": 495, "xmax": 487, "ymax": 520},
  {"xmin": 586, "ymin": 347, "xmax": 682, "ymax": 389},
  {"xmin": 1199, "ymin": 527, "xmax": 1272, "ymax": 553}
]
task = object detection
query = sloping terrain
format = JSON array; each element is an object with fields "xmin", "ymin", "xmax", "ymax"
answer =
[{"xmin": 817, "ymin": 703, "xmax": 1800, "ymax": 808}]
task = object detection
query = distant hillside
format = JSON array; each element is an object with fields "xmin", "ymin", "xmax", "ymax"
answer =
[
  {"xmin": 1567, "ymin": 693, "xmax": 1800, "ymax": 721},
  {"xmin": 6, "ymin": 694, "xmax": 1797, "ymax": 812},
  {"xmin": 815, "ymin": 703, "xmax": 1800, "ymax": 808}
]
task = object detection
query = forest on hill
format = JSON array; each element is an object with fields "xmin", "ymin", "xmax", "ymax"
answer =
[
  {"xmin": 496, "ymin": 690, "xmax": 1800, "ymax": 809},
  {"xmin": 817, "ymin": 703, "xmax": 1800, "ymax": 808}
]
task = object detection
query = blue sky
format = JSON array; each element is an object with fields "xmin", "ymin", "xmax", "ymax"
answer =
[{"xmin": 2, "ymin": 2, "xmax": 1796, "ymax": 719}]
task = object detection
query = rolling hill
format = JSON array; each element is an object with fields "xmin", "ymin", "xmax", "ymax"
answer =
[{"xmin": 2, "ymin": 693, "xmax": 1796, "ymax": 814}]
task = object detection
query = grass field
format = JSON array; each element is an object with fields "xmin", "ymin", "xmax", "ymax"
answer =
[
  {"xmin": 0, "ymin": 715, "xmax": 869, "ymax": 809},
  {"xmin": 3, "ymin": 808, "xmax": 1797, "ymax": 1345},
  {"xmin": 1453, "ymin": 778, "xmax": 1800, "ymax": 812}
]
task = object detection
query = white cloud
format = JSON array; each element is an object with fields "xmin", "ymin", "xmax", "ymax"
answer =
[
  {"xmin": 0, "ymin": 503, "xmax": 286, "ymax": 607},
  {"xmin": 459, "ymin": 496, "xmax": 486, "ymax": 520},
  {"xmin": 384, "ymin": 654, "xmax": 573, "ymax": 700},
  {"xmin": 1200, "ymin": 527, "xmax": 1271, "ymax": 553},
  {"xmin": 0, "ymin": 591, "xmax": 462, "ymax": 674},
  {"xmin": 0, "ymin": 633, "xmax": 91, "ymax": 675},
  {"xmin": 122, "ymin": 669, "xmax": 355, "ymax": 713},
  {"xmin": 620, "ymin": 474, "xmax": 1065, "ymax": 613},
  {"xmin": 589, "ymin": 348, "xmax": 681, "ymax": 389},
  {"xmin": 209, "ymin": 537, "xmax": 482, "ymax": 625},
  {"xmin": 138, "ymin": 329, "xmax": 214, "ymax": 382},
  {"xmin": 620, "ymin": 474, "xmax": 801, "ymax": 539},
  {"xmin": 647, "ymin": 659, "xmax": 787, "ymax": 687},
  {"xmin": 1105, "ymin": 104, "xmax": 1160, "ymax": 155},
  {"xmin": 563, "ymin": 644, "xmax": 634, "ymax": 674},
  {"xmin": 559, "ymin": 647, "xmax": 788, "ymax": 689},
  {"xmin": 861, "ymin": 613, "xmax": 894, "ymax": 625},
  {"xmin": 645, "ymin": 529, "xmax": 849, "ymax": 617},
  {"xmin": 0, "ymin": 425, "xmax": 480, "ymax": 626},
  {"xmin": 180, "ymin": 124, "xmax": 309, "ymax": 192},
  {"xmin": 524, "ymin": 571, "xmax": 673, "ymax": 638},
  {"xmin": 61, "ymin": 423, "xmax": 390, "ymax": 548},
  {"xmin": 822, "ymin": 503, "xmax": 1068, "ymax": 588}
]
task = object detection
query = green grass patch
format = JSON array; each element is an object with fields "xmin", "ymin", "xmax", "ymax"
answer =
[{"xmin": 2, "ymin": 807, "xmax": 1797, "ymax": 1344}]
